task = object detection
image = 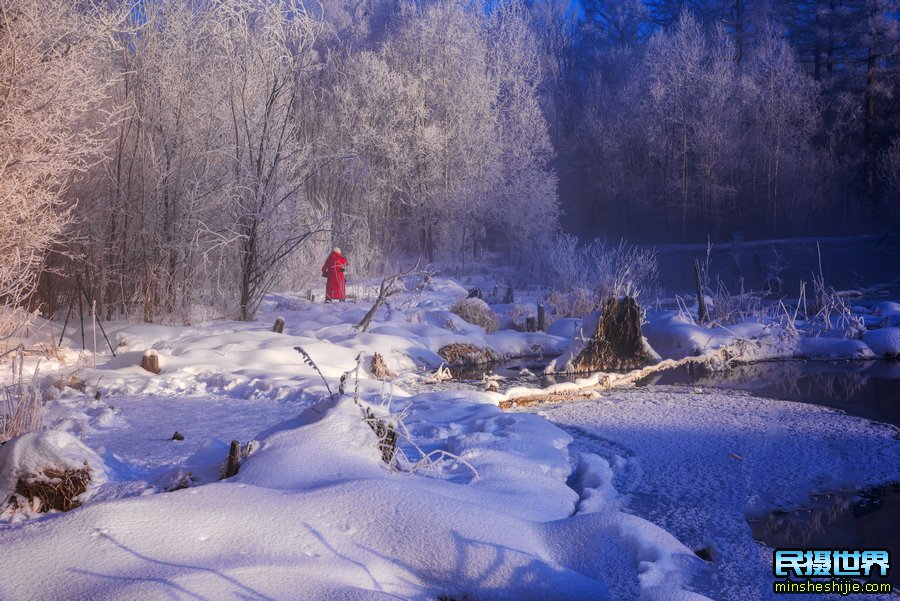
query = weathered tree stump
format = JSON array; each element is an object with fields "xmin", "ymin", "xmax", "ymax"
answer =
[
  {"xmin": 503, "ymin": 286, "xmax": 514, "ymax": 304},
  {"xmin": 223, "ymin": 440, "xmax": 241, "ymax": 478},
  {"xmin": 272, "ymin": 317, "xmax": 285, "ymax": 333},
  {"xmin": 537, "ymin": 304, "xmax": 546, "ymax": 331},
  {"xmin": 141, "ymin": 350, "xmax": 160, "ymax": 374},
  {"xmin": 570, "ymin": 296, "xmax": 655, "ymax": 372}
]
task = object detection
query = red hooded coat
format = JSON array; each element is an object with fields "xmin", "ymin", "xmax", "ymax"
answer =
[{"xmin": 322, "ymin": 251, "xmax": 348, "ymax": 301}]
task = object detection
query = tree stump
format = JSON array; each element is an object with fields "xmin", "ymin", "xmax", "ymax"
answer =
[
  {"xmin": 223, "ymin": 440, "xmax": 241, "ymax": 478},
  {"xmin": 272, "ymin": 317, "xmax": 285, "ymax": 333},
  {"xmin": 570, "ymin": 296, "xmax": 655, "ymax": 372},
  {"xmin": 537, "ymin": 304, "xmax": 546, "ymax": 331},
  {"xmin": 141, "ymin": 350, "xmax": 160, "ymax": 374}
]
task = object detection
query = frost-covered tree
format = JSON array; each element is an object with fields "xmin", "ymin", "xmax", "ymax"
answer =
[
  {"xmin": 76, "ymin": 1, "xmax": 232, "ymax": 322},
  {"xmin": 215, "ymin": 0, "xmax": 328, "ymax": 321},
  {"xmin": 334, "ymin": 0, "xmax": 557, "ymax": 266},
  {"xmin": 485, "ymin": 0, "xmax": 559, "ymax": 265},
  {"xmin": 0, "ymin": 0, "xmax": 120, "ymax": 322},
  {"xmin": 742, "ymin": 29, "xmax": 820, "ymax": 231},
  {"xmin": 383, "ymin": 2, "xmax": 500, "ymax": 262},
  {"xmin": 642, "ymin": 12, "xmax": 740, "ymax": 236},
  {"xmin": 75, "ymin": 0, "xmax": 329, "ymax": 323}
]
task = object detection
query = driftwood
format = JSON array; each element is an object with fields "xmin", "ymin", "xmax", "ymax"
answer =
[
  {"xmin": 569, "ymin": 296, "xmax": 654, "ymax": 372},
  {"xmin": 499, "ymin": 343, "xmax": 749, "ymax": 410},
  {"xmin": 356, "ymin": 261, "xmax": 422, "ymax": 333},
  {"xmin": 499, "ymin": 391, "xmax": 596, "ymax": 410}
]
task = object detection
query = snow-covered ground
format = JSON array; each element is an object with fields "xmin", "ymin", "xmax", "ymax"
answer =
[{"xmin": 1, "ymin": 276, "xmax": 898, "ymax": 600}]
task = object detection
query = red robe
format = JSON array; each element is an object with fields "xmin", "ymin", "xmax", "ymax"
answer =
[{"xmin": 322, "ymin": 251, "xmax": 348, "ymax": 301}]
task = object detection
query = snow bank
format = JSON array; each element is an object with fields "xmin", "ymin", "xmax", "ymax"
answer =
[
  {"xmin": 644, "ymin": 310, "xmax": 885, "ymax": 363},
  {"xmin": 0, "ymin": 394, "xmax": 610, "ymax": 601},
  {"xmin": 862, "ymin": 327, "xmax": 900, "ymax": 358},
  {"xmin": 643, "ymin": 311, "xmax": 793, "ymax": 361}
]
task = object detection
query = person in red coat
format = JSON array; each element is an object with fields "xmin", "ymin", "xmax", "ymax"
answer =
[{"xmin": 321, "ymin": 247, "xmax": 348, "ymax": 302}]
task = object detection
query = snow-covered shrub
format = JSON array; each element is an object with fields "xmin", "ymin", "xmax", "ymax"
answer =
[
  {"xmin": 705, "ymin": 279, "xmax": 768, "ymax": 327},
  {"xmin": 504, "ymin": 303, "xmax": 534, "ymax": 331},
  {"xmin": 370, "ymin": 353, "xmax": 396, "ymax": 379},
  {"xmin": 12, "ymin": 466, "xmax": 91, "ymax": 513},
  {"xmin": 546, "ymin": 288, "xmax": 598, "ymax": 321},
  {"xmin": 450, "ymin": 298, "xmax": 500, "ymax": 333},
  {"xmin": 546, "ymin": 235, "xmax": 659, "ymax": 309},
  {"xmin": 437, "ymin": 343, "xmax": 497, "ymax": 366}
]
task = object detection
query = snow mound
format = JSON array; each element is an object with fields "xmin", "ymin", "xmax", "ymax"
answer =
[
  {"xmin": 0, "ymin": 430, "xmax": 108, "ymax": 500},
  {"xmin": 863, "ymin": 327, "xmax": 900, "ymax": 358},
  {"xmin": 451, "ymin": 297, "xmax": 500, "ymax": 332}
]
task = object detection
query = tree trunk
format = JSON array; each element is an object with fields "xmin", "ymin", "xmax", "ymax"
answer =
[
  {"xmin": 694, "ymin": 259, "xmax": 709, "ymax": 325},
  {"xmin": 570, "ymin": 297, "xmax": 655, "ymax": 372}
]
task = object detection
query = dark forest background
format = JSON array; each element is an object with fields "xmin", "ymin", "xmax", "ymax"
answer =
[{"xmin": 536, "ymin": 0, "xmax": 899, "ymax": 242}]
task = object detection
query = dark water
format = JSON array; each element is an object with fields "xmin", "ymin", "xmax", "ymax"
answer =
[
  {"xmin": 653, "ymin": 233, "xmax": 900, "ymax": 298},
  {"xmin": 637, "ymin": 359, "xmax": 900, "ymax": 427},
  {"xmin": 748, "ymin": 483, "xmax": 900, "ymax": 590},
  {"xmin": 637, "ymin": 358, "xmax": 900, "ymax": 588},
  {"xmin": 458, "ymin": 357, "xmax": 900, "ymax": 426}
]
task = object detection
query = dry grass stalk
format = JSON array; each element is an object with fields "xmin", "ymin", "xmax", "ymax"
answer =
[
  {"xmin": 450, "ymin": 298, "xmax": 500, "ymax": 332},
  {"xmin": 370, "ymin": 353, "xmax": 396, "ymax": 379},
  {"xmin": 437, "ymin": 343, "xmax": 497, "ymax": 366},
  {"xmin": 12, "ymin": 466, "xmax": 91, "ymax": 513},
  {"xmin": 2, "ymin": 348, "xmax": 44, "ymax": 443}
]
